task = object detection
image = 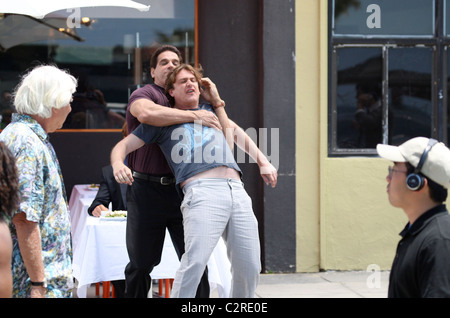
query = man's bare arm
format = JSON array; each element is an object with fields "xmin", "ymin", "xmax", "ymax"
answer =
[
  {"xmin": 130, "ymin": 98, "xmax": 222, "ymax": 130},
  {"xmin": 229, "ymin": 119, "xmax": 278, "ymax": 188},
  {"xmin": 214, "ymin": 106, "xmax": 234, "ymax": 149},
  {"xmin": 0, "ymin": 223, "xmax": 12, "ymax": 297},
  {"xmin": 200, "ymin": 77, "xmax": 230, "ymax": 145},
  {"xmin": 12, "ymin": 213, "xmax": 46, "ymax": 298},
  {"xmin": 111, "ymin": 134, "xmax": 146, "ymax": 185}
]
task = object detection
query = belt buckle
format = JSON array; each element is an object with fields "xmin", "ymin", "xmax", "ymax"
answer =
[{"xmin": 160, "ymin": 176, "xmax": 172, "ymax": 185}]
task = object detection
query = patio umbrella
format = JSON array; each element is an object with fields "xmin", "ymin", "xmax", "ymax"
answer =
[
  {"xmin": 0, "ymin": 0, "xmax": 150, "ymax": 19},
  {"xmin": 0, "ymin": 14, "xmax": 83, "ymax": 51}
]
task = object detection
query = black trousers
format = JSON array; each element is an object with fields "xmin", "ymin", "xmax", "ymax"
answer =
[{"xmin": 124, "ymin": 177, "xmax": 209, "ymax": 298}]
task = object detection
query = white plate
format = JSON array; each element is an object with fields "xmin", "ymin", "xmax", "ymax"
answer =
[{"xmin": 100, "ymin": 216, "xmax": 126, "ymax": 221}]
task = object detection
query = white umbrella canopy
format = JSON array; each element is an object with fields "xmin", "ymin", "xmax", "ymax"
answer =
[
  {"xmin": 0, "ymin": 0, "xmax": 150, "ymax": 19},
  {"xmin": 0, "ymin": 14, "xmax": 83, "ymax": 51}
]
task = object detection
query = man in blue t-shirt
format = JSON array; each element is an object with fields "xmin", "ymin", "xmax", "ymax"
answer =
[{"xmin": 112, "ymin": 64, "xmax": 277, "ymax": 298}]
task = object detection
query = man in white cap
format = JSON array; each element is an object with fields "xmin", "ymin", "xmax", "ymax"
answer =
[{"xmin": 377, "ymin": 137, "xmax": 450, "ymax": 297}]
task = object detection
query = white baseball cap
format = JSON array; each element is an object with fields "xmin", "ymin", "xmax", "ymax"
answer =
[{"xmin": 376, "ymin": 137, "xmax": 450, "ymax": 189}]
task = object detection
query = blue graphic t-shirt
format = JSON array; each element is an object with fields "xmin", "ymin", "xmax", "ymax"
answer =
[{"xmin": 132, "ymin": 104, "xmax": 242, "ymax": 186}]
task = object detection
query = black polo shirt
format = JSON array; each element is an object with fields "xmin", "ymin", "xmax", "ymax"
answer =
[{"xmin": 388, "ymin": 204, "xmax": 450, "ymax": 298}]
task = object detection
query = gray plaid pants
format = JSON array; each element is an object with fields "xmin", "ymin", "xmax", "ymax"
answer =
[{"xmin": 170, "ymin": 178, "xmax": 261, "ymax": 298}]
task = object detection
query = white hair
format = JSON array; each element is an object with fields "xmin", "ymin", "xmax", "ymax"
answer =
[{"xmin": 14, "ymin": 65, "xmax": 77, "ymax": 119}]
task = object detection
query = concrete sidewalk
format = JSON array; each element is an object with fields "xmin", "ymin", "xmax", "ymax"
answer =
[
  {"xmin": 254, "ymin": 271, "xmax": 389, "ymax": 298},
  {"xmin": 79, "ymin": 270, "xmax": 390, "ymax": 298}
]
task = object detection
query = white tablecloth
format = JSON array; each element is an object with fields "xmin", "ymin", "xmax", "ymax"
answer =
[
  {"xmin": 69, "ymin": 184, "xmax": 232, "ymax": 298},
  {"xmin": 69, "ymin": 184, "xmax": 99, "ymax": 249}
]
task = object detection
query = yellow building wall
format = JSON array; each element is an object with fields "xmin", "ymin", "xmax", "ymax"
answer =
[
  {"xmin": 295, "ymin": 0, "xmax": 321, "ymax": 272},
  {"xmin": 296, "ymin": 0, "xmax": 407, "ymax": 272},
  {"xmin": 321, "ymin": 159, "xmax": 406, "ymax": 270}
]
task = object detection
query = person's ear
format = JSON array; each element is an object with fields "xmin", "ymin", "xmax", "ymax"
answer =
[{"xmin": 150, "ymin": 68, "xmax": 155, "ymax": 79}]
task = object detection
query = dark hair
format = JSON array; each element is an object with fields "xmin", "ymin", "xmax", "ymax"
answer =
[
  {"xmin": 406, "ymin": 162, "xmax": 448, "ymax": 203},
  {"xmin": 0, "ymin": 142, "xmax": 19, "ymax": 220},
  {"xmin": 150, "ymin": 45, "xmax": 182, "ymax": 69}
]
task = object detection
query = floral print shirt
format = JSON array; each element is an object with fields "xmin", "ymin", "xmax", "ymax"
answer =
[{"xmin": 0, "ymin": 114, "xmax": 72, "ymax": 298}]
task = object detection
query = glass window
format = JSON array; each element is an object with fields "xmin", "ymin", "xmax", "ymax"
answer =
[
  {"xmin": 389, "ymin": 47, "xmax": 432, "ymax": 145},
  {"xmin": 330, "ymin": 0, "xmax": 443, "ymax": 156},
  {"xmin": 0, "ymin": 0, "xmax": 195, "ymax": 129},
  {"xmin": 333, "ymin": 0, "xmax": 434, "ymax": 37},
  {"xmin": 445, "ymin": 0, "xmax": 450, "ymax": 36},
  {"xmin": 332, "ymin": 46, "xmax": 434, "ymax": 153},
  {"xmin": 335, "ymin": 47, "xmax": 383, "ymax": 149}
]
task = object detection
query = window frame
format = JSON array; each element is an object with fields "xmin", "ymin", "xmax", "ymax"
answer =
[{"xmin": 328, "ymin": 0, "xmax": 449, "ymax": 156}]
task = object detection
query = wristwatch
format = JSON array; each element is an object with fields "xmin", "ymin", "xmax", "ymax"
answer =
[{"xmin": 30, "ymin": 279, "xmax": 47, "ymax": 288}]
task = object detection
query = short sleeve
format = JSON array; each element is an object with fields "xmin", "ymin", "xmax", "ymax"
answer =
[
  {"xmin": 14, "ymin": 140, "xmax": 44, "ymax": 222},
  {"xmin": 132, "ymin": 124, "xmax": 162, "ymax": 144}
]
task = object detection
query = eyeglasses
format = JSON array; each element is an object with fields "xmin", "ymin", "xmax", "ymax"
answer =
[{"xmin": 388, "ymin": 166, "xmax": 408, "ymax": 176}]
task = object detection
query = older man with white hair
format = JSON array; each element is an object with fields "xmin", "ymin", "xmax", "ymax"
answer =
[
  {"xmin": 0, "ymin": 64, "xmax": 77, "ymax": 298},
  {"xmin": 377, "ymin": 137, "xmax": 450, "ymax": 298}
]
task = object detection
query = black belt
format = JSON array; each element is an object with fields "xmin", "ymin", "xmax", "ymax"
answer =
[{"xmin": 132, "ymin": 171, "xmax": 175, "ymax": 185}]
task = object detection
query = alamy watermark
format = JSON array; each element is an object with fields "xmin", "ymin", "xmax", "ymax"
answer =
[
  {"xmin": 366, "ymin": 4, "xmax": 381, "ymax": 29},
  {"xmin": 366, "ymin": 264, "xmax": 381, "ymax": 289},
  {"xmin": 170, "ymin": 121, "xmax": 280, "ymax": 171},
  {"xmin": 66, "ymin": 8, "xmax": 82, "ymax": 28}
]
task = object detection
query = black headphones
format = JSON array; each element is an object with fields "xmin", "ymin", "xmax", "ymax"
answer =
[{"xmin": 406, "ymin": 138, "xmax": 438, "ymax": 191}]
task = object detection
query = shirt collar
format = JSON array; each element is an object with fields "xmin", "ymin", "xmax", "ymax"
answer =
[
  {"xmin": 12, "ymin": 113, "xmax": 48, "ymax": 141},
  {"xmin": 400, "ymin": 204, "xmax": 448, "ymax": 238}
]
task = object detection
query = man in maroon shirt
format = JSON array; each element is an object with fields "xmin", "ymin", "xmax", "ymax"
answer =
[{"xmin": 124, "ymin": 45, "xmax": 224, "ymax": 298}]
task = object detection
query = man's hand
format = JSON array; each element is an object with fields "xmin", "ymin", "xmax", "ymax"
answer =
[
  {"xmin": 193, "ymin": 110, "xmax": 223, "ymax": 131},
  {"xmin": 112, "ymin": 162, "xmax": 134, "ymax": 185},
  {"xmin": 259, "ymin": 162, "xmax": 278, "ymax": 188},
  {"xmin": 91, "ymin": 204, "xmax": 108, "ymax": 217},
  {"xmin": 201, "ymin": 77, "xmax": 225, "ymax": 108},
  {"xmin": 30, "ymin": 286, "xmax": 46, "ymax": 298}
]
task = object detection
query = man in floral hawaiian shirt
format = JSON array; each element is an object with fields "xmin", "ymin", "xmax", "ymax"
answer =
[{"xmin": 0, "ymin": 65, "xmax": 77, "ymax": 298}]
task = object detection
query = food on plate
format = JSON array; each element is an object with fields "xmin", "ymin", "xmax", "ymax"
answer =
[
  {"xmin": 88, "ymin": 183, "xmax": 99, "ymax": 189},
  {"xmin": 104, "ymin": 210, "xmax": 127, "ymax": 218}
]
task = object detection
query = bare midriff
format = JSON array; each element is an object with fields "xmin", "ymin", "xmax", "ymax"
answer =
[{"xmin": 180, "ymin": 166, "xmax": 240, "ymax": 188}]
